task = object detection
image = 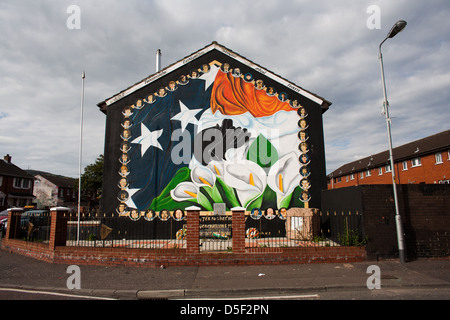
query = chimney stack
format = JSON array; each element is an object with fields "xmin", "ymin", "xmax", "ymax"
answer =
[
  {"xmin": 4, "ymin": 154, "xmax": 11, "ymax": 163},
  {"xmin": 156, "ymin": 49, "xmax": 161, "ymax": 72}
]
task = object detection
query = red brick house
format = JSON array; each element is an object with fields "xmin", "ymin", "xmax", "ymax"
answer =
[
  {"xmin": 327, "ymin": 129, "xmax": 450, "ymax": 189},
  {"xmin": 0, "ymin": 154, "xmax": 35, "ymax": 211}
]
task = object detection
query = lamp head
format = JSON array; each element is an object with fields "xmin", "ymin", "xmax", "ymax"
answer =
[{"xmin": 387, "ymin": 20, "xmax": 407, "ymax": 38}]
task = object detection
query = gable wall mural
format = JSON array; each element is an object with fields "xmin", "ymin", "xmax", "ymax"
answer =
[{"xmin": 100, "ymin": 45, "xmax": 329, "ymax": 220}]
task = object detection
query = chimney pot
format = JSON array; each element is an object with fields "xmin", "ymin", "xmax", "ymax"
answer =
[{"xmin": 4, "ymin": 154, "xmax": 11, "ymax": 163}]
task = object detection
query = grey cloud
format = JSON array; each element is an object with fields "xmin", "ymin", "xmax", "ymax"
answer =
[{"xmin": 0, "ymin": 0, "xmax": 449, "ymax": 177}]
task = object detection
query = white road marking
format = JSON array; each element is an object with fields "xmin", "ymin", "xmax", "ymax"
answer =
[
  {"xmin": 179, "ymin": 294, "xmax": 320, "ymax": 300},
  {"xmin": 0, "ymin": 287, "xmax": 116, "ymax": 300}
]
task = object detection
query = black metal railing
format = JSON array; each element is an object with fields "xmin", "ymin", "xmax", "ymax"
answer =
[
  {"xmin": 199, "ymin": 214, "xmax": 232, "ymax": 252},
  {"xmin": 244, "ymin": 211, "xmax": 366, "ymax": 248},
  {"xmin": 64, "ymin": 210, "xmax": 366, "ymax": 250},
  {"xmin": 10, "ymin": 210, "xmax": 51, "ymax": 243},
  {"xmin": 66, "ymin": 212, "xmax": 186, "ymax": 249}
]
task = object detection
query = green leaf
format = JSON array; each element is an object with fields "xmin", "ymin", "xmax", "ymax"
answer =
[
  {"xmin": 245, "ymin": 193, "xmax": 264, "ymax": 211},
  {"xmin": 246, "ymin": 134, "xmax": 278, "ymax": 168},
  {"xmin": 215, "ymin": 177, "xmax": 241, "ymax": 209},
  {"xmin": 149, "ymin": 195, "xmax": 193, "ymax": 211},
  {"xmin": 149, "ymin": 167, "xmax": 191, "ymax": 210},
  {"xmin": 260, "ymin": 185, "xmax": 277, "ymax": 209},
  {"xmin": 201, "ymin": 184, "xmax": 223, "ymax": 204},
  {"xmin": 196, "ymin": 191, "xmax": 213, "ymax": 211},
  {"xmin": 279, "ymin": 192, "xmax": 293, "ymax": 209},
  {"xmin": 288, "ymin": 186, "xmax": 305, "ymax": 208}
]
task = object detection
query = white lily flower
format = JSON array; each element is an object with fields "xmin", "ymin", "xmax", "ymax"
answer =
[
  {"xmin": 191, "ymin": 165, "xmax": 224, "ymax": 204},
  {"xmin": 170, "ymin": 181, "xmax": 212, "ymax": 211},
  {"xmin": 267, "ymin": 152, "xmax": 301, "ymax": 208},
  {"xmin": 206, "ymin": 160, "xmax": 225, "ymax": 177},
  {"xmin": 223, "ymin": 160, "xmax": 267, "ymax": 208},
  {"xmin": 170, "ymin": 181, "xmax": 200, "ymax": 201},
  {"xmin": 191, "ymin": 166, "xmax": 216, "ymax": 188},
  {"xmin": 205, "ymin": 159, "xmax": 242, "ymax": 208}
]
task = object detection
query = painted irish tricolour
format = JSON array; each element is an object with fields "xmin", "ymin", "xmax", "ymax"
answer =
[{"xmin": 98, "ymin": 42, "xmax": 331, "ymax": 218}]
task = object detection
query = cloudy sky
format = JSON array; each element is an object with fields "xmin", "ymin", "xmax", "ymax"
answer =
[{"xmin": 1, "ymin": 0, "xmax": 449, "ymax": 178}]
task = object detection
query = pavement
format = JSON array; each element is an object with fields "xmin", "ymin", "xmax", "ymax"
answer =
[{"xmin": 0, "ymin": 247, "xmax": 449, "ymax": 300}]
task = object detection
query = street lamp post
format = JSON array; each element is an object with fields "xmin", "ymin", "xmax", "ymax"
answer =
[
  {"xmin": 77, "ymin": 71, "xmax": 85, "ymax": 245},
  {"xmin": 378, "ymin": 20, "xmax": 407, "ymax": 263}
]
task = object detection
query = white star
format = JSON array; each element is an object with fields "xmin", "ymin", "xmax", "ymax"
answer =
[
  {"xmin": 131, "ymin": 123, "xmax": 163, "ymax": 157},
  {"xmin": 199, "ymin": 64, "xmax": 220, "ymax": 91},
  {"xmin": 125, "ymin": 188, "xmax": 140, "ymax": 209},
  {"xmin": 171, "ymin": 100, "xmax": 203, "ymax": 132}
]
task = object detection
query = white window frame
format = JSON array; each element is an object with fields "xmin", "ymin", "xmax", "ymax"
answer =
[
  {"xmin": 21, "ymin": 179, "xmax": 30, "ymax": 189},
  {"xmin": 13, "ymin": 178, "xmax": 22, "ymax": 189},
  {"xmin": 435, "ymin": 152, "xmax": 443, "ymax": 164},
  {"xmin": 411, "ymin": 157, "xmax": 421, "ymax": 167},
  {"xmin": 402, "ymin": 161, "xmax": 408, "ymax": 171},
  {"xmin": 13, "ymin": 177, "xmax": 31, "ymax": 189}
]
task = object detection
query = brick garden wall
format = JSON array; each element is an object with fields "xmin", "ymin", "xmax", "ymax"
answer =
[
  {"xmin": 3, "ymin": 242, "xmax": 366, "ymax": 267},
  {"xmin": 1, "ymin": 207, "xmax": 367, "ymax": 267}
]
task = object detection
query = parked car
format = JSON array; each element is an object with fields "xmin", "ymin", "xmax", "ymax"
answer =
[
  {"xmin": 0, "ymin": 209, "xmax": 8, "ymax": 235},
  {"xmin": 18, "ymin": 210, "xmax": 50, "ymax": 241}
]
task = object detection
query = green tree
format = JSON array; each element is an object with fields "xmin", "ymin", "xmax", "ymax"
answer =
[{"xmin": 74, "ymin": 154, "xmax": 103, "ymax": 201}]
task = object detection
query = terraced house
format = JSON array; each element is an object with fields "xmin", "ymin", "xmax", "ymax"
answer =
[
  {"xmin": 327, "ymin": 129, "xmax": 450, "ymax": 189},
  {"xmin": 0, "ymin": 154, "xmax": 35, "ymax": 211}
]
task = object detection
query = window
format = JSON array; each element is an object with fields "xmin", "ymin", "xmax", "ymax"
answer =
[
  {"xmin": 435, "ymin": 152, "xmax": 443, "ymax": 164},
  {"xmin": 22, "ymin": 179, "xmax": 30, "ymax": 189},
  {"xmin": 385, "ymin": 164, "xmax": 391, "ymax": 173},
  {"xmin": 13, "ymin": 178, "xmax": 22, "ymax": 188},
  {"xmin": 346, "ymin": 175, "xmax": 349, "ymax": 182},
  {"xmin": 402, "ymin": 161, "xmax": 408, "ymax": 171},
  {"xmin": 360, "ymin": 172, "xmax": 364, "ymax": 179},
  {"xmin": 13, "ymin": 178, "xmax": 31, "ymax": 189},
  {"xmin": 378, "ymin": 167, "xmax": 383, "ymax": 175},
  {"xmin": 366, "ymin": 170, "xmax": 371, "ymax": 177},
  {"xmin": 411, "ymin": 157, "xmax": 421, "ymax": 167},
  {"xmin": 350, "ymin": 174, "xmax": 355, "ymax": 180}
]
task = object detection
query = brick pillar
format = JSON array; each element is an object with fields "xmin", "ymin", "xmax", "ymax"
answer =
[
  {"xmin": 231, "ymin": 207, "xmax": 246, "ymax": 254},
  {"xmin": 186, "ymin": 206, "xmax": 200, "ymax": 254},
  {"xmin": 49, "ymin": 207, "xmax": 70, "ymax": 249},
  {"xmin": 5, "ymin": 208, "xmax": 23, "ymax": 241}
]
